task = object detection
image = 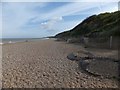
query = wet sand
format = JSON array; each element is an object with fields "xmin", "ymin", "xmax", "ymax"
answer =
[{"xmin": 2, "ymin": 39, "xmax": 119, "ymax": 88}]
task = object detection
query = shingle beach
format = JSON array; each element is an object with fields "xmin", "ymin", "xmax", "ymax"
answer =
[{"xmin": 2, "ymin": 39, "xmax": 119, "ymax": 88}]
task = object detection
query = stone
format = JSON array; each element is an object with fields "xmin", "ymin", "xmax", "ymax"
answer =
[{"xmin": 67, "ymin": 53, "xmax": 77, "ymax": 60}]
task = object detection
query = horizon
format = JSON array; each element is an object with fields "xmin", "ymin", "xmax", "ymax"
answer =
[{"xmin": 1, "ymin": 1, "xmax": 119, "ymax": 38}]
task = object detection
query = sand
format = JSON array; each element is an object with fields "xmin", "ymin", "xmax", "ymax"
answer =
[{"xmin": 2, "ymin": 39, "xmax": 119, "ymax": 88}]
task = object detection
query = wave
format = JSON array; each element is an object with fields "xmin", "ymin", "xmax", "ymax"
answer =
[
  {"xmin": 0, "ymin": 43, "xmax": 3, "ymax": 45},
  {"xmin": 0, "ymin": 41, "xmax": 16, "ymax": 45}
]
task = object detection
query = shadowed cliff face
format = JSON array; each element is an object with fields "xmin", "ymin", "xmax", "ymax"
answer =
[{"xmin": 55, "ymin": 11, "xmax": 120, "ymax": 38}]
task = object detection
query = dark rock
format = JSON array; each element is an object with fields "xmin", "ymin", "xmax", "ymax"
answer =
[{"xmin": 67, "ymin": 53, "xmax": 77, "ymax": 61}]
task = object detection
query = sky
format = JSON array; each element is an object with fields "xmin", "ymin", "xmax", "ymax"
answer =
[{"xmin": 1, "ymin": 0, "xmax": 119, "ymax": 38}]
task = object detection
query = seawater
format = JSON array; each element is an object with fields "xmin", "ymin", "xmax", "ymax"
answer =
[{"xmin": 1, "ymin": 38, "xmax": 49, "ymax": 44}]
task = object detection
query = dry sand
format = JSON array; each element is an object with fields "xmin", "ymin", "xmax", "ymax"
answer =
[{"xmin": 2, "ymin": 39, "xmax": 119, "ymax": 88}]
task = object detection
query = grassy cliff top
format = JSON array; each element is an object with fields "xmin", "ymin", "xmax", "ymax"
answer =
[{"xmin": 55, "ymin": 11, "xmax": 120, "ymax": 38}]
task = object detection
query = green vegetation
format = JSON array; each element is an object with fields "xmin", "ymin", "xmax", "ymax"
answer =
[{"xmin": 55, "ymin": 11, "xmax": 120, "ymax": 38}]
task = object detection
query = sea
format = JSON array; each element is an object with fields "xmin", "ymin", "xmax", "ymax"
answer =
[{"xmin": 0, "ymin": 38, "xmax": 49, "ymax": 45}]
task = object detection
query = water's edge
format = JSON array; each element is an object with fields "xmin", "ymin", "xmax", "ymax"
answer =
[{"xmin": 0, "ymin": 38, "xmax": 50, "ymax": 45}]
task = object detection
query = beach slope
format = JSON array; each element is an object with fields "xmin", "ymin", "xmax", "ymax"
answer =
[{"xmin": 2, "ymin": 39, "xmax": 118, "ymax": 88}]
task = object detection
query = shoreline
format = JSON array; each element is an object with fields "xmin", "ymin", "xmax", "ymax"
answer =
[{"xmin": 1, "ymin": 37, "xmax": 51, "ymax": 45}]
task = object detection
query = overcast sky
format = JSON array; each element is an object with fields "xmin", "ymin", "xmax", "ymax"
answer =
[{"xmin": 1, "ymin": 0, "xmax": 119, "ymax": 38}]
